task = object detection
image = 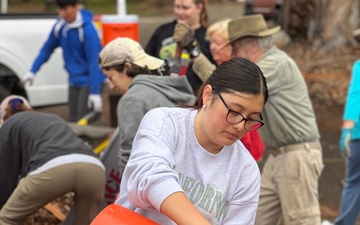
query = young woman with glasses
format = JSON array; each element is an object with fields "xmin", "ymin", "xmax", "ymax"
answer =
[
  {"xmin": 173, "ymin": 19, "xmax": 266, "ymax": 162},
  {"xmin": 116, "ymin": 57, "xmax": 268, "ymax": 225}
]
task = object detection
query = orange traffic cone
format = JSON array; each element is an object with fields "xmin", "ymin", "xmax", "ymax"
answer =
[{"xmin": 91, "ymin": 204, "xmax": 160, "ymax": 225}]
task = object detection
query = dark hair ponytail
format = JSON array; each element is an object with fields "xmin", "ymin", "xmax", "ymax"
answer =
[{"xmin": 194, "ymin": 57, "xmax": 268, "ymax": 108}]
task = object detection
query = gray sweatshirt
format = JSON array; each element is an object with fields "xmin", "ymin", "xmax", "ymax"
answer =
[
  {"xmin": 117, "ymin": 75, "xmax": 195, "ymax": 176},
  {"xmin": 116, "ymin": 107, "xmax": 260, "ymax": 225}
]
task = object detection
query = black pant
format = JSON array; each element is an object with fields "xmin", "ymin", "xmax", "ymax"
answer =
[{"xmin": 68, "ymin": 86, "xmax": 90, "ymax": 122}]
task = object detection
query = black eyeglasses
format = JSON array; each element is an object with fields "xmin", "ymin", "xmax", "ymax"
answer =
[{"xmin": 212, "ymin": 86, "xmax": 264, "ymax": 131}]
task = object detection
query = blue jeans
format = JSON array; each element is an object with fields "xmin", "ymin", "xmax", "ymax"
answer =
[{"xmin": 334, "ymin": 139, "xmax": 360, "ymax": 225}]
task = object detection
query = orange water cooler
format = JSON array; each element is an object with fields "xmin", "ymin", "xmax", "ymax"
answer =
[{"xmin": 101, "ymin": 14, "xmax": 139, "ymax": 45}]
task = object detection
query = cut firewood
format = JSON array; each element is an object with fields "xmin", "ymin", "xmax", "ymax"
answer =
[{"xmin": 44, "ymin": 203, "xmax": 66, "ymax": 222}]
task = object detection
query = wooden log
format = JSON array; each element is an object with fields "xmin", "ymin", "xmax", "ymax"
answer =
[{"xmin": 44, "ymin": 203, "xmax": 66, "ymax": 221}]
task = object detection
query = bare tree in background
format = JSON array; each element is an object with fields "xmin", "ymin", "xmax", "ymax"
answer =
[{"xmin": 280, "ymin": 0, "xmax": 360, "ymax": 51}]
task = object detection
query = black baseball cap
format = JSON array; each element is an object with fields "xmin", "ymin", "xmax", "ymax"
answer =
[{"xmin": 55, "ymin": 0, "xmax": 78, "ymax": 8}]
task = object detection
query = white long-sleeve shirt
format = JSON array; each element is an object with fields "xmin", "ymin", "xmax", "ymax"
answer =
[{"xmin": 116, "ymin": 107, "xmax": 260, "ymax": 225}]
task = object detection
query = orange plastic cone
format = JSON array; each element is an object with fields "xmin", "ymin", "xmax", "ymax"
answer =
[{"xmin": 91, "ymin": 204, "xmax": 160, "ymax": 225}]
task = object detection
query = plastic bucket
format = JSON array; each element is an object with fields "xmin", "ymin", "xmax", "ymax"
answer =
[
  {"xmin": 90, "ymin": 204, "xmax": 160, "ymax": 225},
  {"xmin": 101, "ymin": 14, "xmax": 139, "ymax": 45}
]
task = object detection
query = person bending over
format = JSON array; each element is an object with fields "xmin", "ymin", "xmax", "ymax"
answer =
[
  {"xmin": 0, "ymin": 95, "xmax": 105, "ymax": 225},
  {"xmin": 117, "ymin": 58, "xmax": 268, "ymax": 225}
]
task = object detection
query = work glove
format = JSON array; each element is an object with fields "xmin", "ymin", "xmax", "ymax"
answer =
[
  {"xmin": 22, "ymin": 71, "xmax": 35, "ymax": 86},
  {"xmin": 88, "ymin": 94, "xmax": 102, "ymax": 113},
  {"xmin": 339, "ymin": 128, "xmax": 351, "ymax": 157},
  {"xmin": 192, "ymin": 54, "xmax": 216, "ymax": 82},
  {"xmin": 173, "ymin": 23, "xmax": 200, "ymax": 55}
]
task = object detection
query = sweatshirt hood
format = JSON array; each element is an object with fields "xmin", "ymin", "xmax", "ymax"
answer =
[
  {"xmin": 66, "ymin": 9, "xmax": 93, "ymax": 29},
  {"xmin": 79, "ymin": 9, "xmax": 93, "ymax": 24},
  {"xmin": 130, "ymin": 75, "xmax": 195, "ymax": 105}
]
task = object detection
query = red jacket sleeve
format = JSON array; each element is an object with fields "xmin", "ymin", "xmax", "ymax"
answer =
[{"xmin": 240, "ymin": 131, "xmax": 265, "ymax": 162}]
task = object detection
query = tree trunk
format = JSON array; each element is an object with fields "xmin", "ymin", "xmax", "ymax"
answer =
[
  {"xmin": 320, "ymin": 0, "xmax": 357, "ymax": 50},
  {"xmin": 279, "ymin": 0, "xmax": 359, "ymax": 51}
]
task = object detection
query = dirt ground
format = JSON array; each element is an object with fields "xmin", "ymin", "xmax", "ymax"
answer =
[{"xmin": 21, "ymin": 1, "xmax": 360, "ymax": 224}]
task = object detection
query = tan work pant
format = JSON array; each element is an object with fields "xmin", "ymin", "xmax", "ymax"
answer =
[
  {"xmin": 0, "ymin": 163, "xmax": 105, "ymax": 225},
  {"xmin": 255, "ymin": 142, "xmax": 324, "ymax": 225}
]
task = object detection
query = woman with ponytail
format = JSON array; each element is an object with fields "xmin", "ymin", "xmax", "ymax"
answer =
[
  {"xmin": 145, "ymin": 0, "xmax": 214, "ymax": 94},
  {"xmin": 116, "ymin": 58, "xmax": 268, "ymax": 225},
  {"xmin": 0, "ymin": 95, "xmax": 105, "ymax": 225}
]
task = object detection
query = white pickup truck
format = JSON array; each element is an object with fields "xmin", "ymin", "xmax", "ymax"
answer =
[{"xmin": 0, "ymin": 13, "xmax": 68, "ymax": 106}]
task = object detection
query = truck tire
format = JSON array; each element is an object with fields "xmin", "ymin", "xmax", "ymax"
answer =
[{"xmin": 0, "ymin": 83, "xmax": 10, "ymax": 102}]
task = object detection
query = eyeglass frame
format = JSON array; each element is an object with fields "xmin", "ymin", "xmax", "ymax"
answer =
[{"xmin": 211, "ymin": 85, "xmax": 265, "ymax": 131}]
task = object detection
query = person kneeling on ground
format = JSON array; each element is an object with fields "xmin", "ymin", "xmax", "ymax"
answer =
[{"xmin": 0, "ymin": 95, "xmax": 106, "ymax": 225}]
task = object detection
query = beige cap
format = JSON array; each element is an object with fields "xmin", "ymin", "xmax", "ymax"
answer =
[
  {"xmin": 0, "ymin": 95, "xmax": 32, "ymax": 121},
  {"xmin": 227, "ymin": 14, "xmax": 280, "ymax": 45},
  {"xmin": 99, "ymin": 37, "xmax": 164, "ymax": 70}
]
